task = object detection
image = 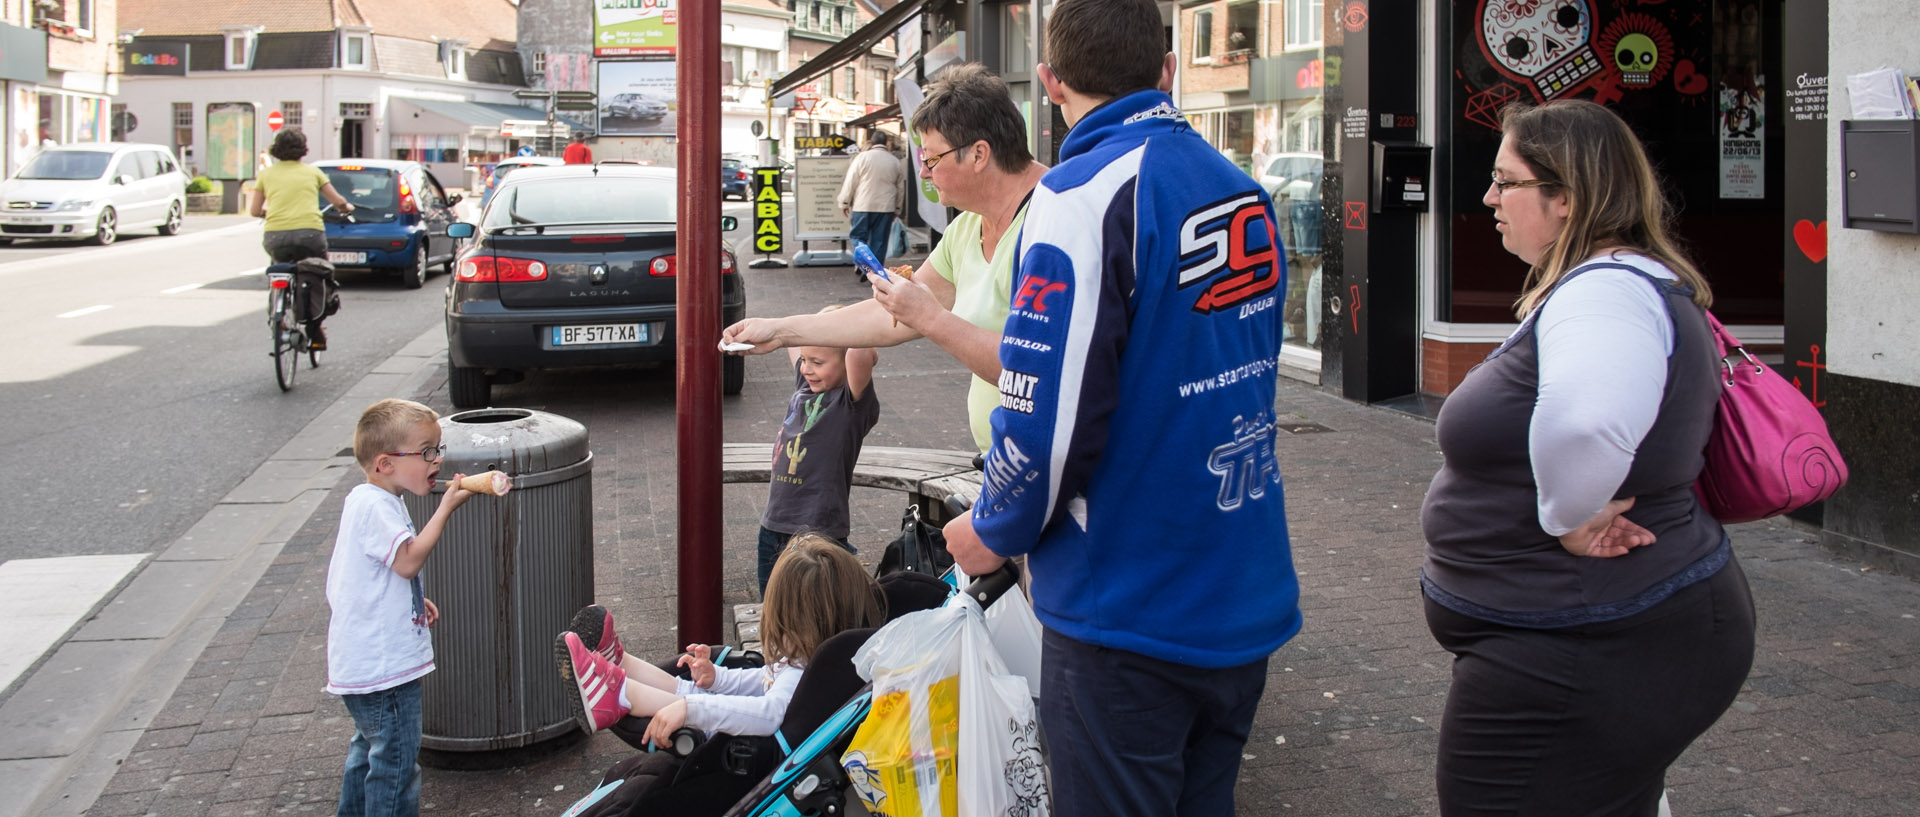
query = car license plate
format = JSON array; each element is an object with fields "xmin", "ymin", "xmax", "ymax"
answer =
[
  {"xmin": 553, "ymin": 324, "xmax": 645, "ymax": 346},
  {"xmin": 327, "ymin": 251, "xmax": 366, "ymax": 264},
  {"xmin": 2, "ymin": 215, "xmax": 42, "ymax": 224}
]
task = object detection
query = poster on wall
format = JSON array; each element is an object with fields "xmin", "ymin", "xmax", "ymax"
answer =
[
  {"xmin": 893, "ymin": 77, "xmax": 949, "ymax": 231},
  {"xmin": 1715, "ymin": 0, "xmax": 1765, "ymax": 200},
  {"xmin": 594, "ymin": 0, "xmax": 676, "ymax": 57},
  {"xmin": 205, "ymin": 102, "xmax": 257, "ymax": 181},
  {"xmin": 596, "ymin": 59, "xmax": 676, "ymax": 136}
]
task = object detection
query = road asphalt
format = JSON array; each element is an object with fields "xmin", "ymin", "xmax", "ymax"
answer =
[{"xmin": 9, "ymin": 240, "xmax": 1918, "ymax": 817}]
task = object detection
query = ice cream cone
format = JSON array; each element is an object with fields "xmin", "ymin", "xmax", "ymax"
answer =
[
  {"xmin": 453, "ymin": 470, "xmax": 512, "ymax": 496},
  {"xmin": 889, "ymin": 266, "xmax": 914, "ymax": 327}
]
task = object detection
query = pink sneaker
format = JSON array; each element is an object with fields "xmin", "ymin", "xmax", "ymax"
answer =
[
  {"xmin": 567, "ymin": 604, "xmax": 625, "ymax": 666},
  {"xmin": 556, "ymin": 631, "xmax": 628, "ymax": 733}
]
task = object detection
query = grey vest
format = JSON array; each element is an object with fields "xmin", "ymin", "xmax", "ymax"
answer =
[{"xmin": 1421, "ymin": 261, "xmax": 1728, "ymax": 627}]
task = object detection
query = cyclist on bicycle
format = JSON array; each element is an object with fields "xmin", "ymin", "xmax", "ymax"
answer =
[{"xmin": 249, "ymin": 128, "xmax": 354, "ymax": 350}]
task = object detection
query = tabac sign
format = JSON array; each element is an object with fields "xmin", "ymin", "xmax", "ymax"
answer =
[{"xmin": 752, "ymin": 167, "xmax": 784, "ymax": 255}]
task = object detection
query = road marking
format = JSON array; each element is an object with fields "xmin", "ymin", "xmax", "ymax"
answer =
[
  {"xmin": 160, "ymin": 283, "xmax": 203, "ymax": 294},
  {"xmin": 57, "ymin": 304, "xmax": 113, "ymax": 318},
  {"xmin": 0, "ymin": 221, "xmax": 261, "ymax": 279},
  {"xmin": 0, "ymin": 554, "xmax": 149, "ymax": 693}
]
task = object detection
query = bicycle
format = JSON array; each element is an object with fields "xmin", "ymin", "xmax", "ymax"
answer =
[{"xmin": 266, "ymin": 206, "xmax": 352, "ymax": 391}]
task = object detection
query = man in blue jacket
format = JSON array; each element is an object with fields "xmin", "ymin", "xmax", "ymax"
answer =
[{"xmin": 941, "ymin": 0, "xmax": 1303, "ymax": 814}]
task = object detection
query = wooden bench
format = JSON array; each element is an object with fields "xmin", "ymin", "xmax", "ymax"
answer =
[{"xmin": 721, "ymin": 442, "xmax": 982, "ymax": 523}]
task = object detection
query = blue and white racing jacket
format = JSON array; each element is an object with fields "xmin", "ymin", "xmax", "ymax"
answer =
[{"xmin": 973, "ymin": 90, "xmax": 1303, "ymax": 669}]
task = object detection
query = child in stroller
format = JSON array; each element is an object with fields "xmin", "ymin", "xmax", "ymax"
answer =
[{"xmin": 557, "ymin": 535, "xmax": 887, "ymax": 750}]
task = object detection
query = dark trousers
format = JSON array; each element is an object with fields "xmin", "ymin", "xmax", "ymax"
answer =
[
  {"xmin": 848, "ymin": 211, "xmax": 894, "ymax": 264},
  {"xmin": 1040, "ymin": 628, "xmax": 1268, "ymax": 817},
  {"xmin": 263, "ymin": 229, "xmax": 334, "ymax": 329},
  {"xmin": 1424, "ymin": 556, "xmax": 1756, "ymax": 817},
  {"xmin": 754, "ymin": 527, "xmax": 854, "ymax": 596}
]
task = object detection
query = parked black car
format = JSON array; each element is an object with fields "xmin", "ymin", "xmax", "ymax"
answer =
[{"xmin": 444, "ymin": 164, "xmax": 746, "ymax": 407}]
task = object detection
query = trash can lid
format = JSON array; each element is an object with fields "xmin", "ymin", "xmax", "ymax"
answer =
[{"xmin": 440, "ymin": 408, "xmax": 590, "ymax": 477}]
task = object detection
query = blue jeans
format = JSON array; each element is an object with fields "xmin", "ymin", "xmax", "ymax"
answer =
[
  {"xmin": 337, "ymin": 679, "xmax": 424, "ymax": 817},
  {"xmin": 848, "ymin": 211, "xmax": 895, "ymax": 266},
  {"xmin": 756, "ymin": 527, "xmax": 855, "ymax": 596},
  {"xmin": 1040, "ymin": 628, "xmax": 1268, "ymax": 817}
]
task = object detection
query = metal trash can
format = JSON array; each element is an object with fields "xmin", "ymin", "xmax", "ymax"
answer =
[{"xmin": 402, "ymin": 408, "xmax": 594, "ymax": 755}]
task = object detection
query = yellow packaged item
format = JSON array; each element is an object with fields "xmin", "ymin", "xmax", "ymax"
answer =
[{"xmin": 842, "ymin": 674, "xmax": 959, "ymax": 817}]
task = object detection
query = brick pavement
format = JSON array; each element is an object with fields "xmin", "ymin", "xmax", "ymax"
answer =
[{"xmin": 85, "ymin": 258, "xmax": 1920, "ymax": 817}]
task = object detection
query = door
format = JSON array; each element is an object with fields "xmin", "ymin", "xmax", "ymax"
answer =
[
  {"xmin": 419, "ymin": 169, "xmax": 455, "ymax": 262},
  {"xmin": 108, "ymin": 153, "xmax": 153, "ymax": 225},
  {"xmin": 340, "ymin": 120, "xmax": 365, "ymax": 158}
]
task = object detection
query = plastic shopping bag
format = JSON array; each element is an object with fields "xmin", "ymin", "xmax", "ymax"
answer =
[
  {"xmin": 889, "ymin": 217, "xmax": 910, "ymax": 258},
  {"xmin": 983, "ymin": 588, "xmax": 1044, "ymax": 699},
  {"xmin": 842, "ymin": 596, "xmax": 1050, "ymax": 817}
]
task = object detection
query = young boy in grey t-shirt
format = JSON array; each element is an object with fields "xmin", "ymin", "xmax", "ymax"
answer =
[{"xmin": 757, "ymin": 318, "xmax": 879, "ymax": 594}]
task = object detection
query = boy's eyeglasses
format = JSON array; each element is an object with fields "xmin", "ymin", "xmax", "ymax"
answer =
[
  {"xmin": 1490, "ymin": 171, "xmax": 1558, "ymax": 194},
  {"xmin": 920, "ymin": 144, "xmax": 966, "ymax": 172},
  {"xmin": 386, "ymin": 444, "xmax": 447, "ymax": 464}
]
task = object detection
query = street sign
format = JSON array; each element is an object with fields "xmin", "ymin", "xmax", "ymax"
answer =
[
  {"xmin": 518, "ymin": 145, "xmax": 537, "ymax": 157},
  {"xmin": 513, "ymin": 89, "xmax": 552, "ymax": 100},
  {"xmin": 750, "ymin": 120, "xmax": 763, "ymax": 137},
  {"xmin": 795, "ymin": 134, "xmax": 849, "ymax": 152},
  {"xmin": 267, "ymin": 110, "xmax": 284, "ymax": 131},
  {"xmin": 555, "ymin": 100, "xmax": 599, "ymax": 112},
  {"xmin": 554, "ymin": 91, "xmax": 597, "ymax": 101}
]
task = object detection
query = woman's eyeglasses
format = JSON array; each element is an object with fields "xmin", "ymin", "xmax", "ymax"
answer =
[
  {"xmin": 1490, "ymin": 171, "xmax": 1558, "ymax": 193},
  {"xmin": 386, "ymin": 444, "xmax": 447, "ymax": 464},
  {"xmin": 920, "ymin": 144, "xmax": 966, "ymax": 172}
]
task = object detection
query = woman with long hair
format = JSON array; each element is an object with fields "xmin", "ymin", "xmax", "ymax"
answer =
[{"xmin": 1420, "ymin": 99, "xmax": 1756, "ymax": 816}]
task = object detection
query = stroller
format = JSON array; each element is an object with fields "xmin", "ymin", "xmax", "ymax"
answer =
[{"xmin": 561, "ymin": 565, "xmax": 1020, "ymax": 817}]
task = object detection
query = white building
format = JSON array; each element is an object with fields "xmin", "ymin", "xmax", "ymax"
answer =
[{"xmin": 115, "ymin": 0, "xmax": 543, "ymax": 193}]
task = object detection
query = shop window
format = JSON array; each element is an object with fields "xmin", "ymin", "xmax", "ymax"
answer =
[
  {"xmin": 1193, "ymin": 10, "xmax": 1214, "ymax": 60},
  {"xmin": 1224, "ymin": 2, "xmax": 1259, "ymax": 54},
  {"xmin": 1286, "ymin": 0, "xmax": 1323, "ymax": 48}
]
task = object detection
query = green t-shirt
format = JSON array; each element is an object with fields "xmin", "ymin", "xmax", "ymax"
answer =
[
  {"xmin": 927, "ymin": 204, "xmax": 1028, "ymax": 454},
  {"xmin": 257, "ymin": 161, "xmax": 330, "ymax": 232}
]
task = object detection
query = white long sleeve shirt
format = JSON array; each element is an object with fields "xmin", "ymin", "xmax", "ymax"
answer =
[
  {"xmin": 676, "ymin": 661, "xmax": 803, "ymax": 738},
  {"xmin": 1530, "ymin": 254, "xmax": 1678, "ymax": 536}
]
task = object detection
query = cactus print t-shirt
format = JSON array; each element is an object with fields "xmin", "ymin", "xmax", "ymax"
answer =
[{"xmin": 760, "ymin": 359, "xmax": 881, "ymax": 539}]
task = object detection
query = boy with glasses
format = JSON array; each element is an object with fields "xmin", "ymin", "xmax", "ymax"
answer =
[{"xmin": 325, "ymin": 398, "xmax": 477, "ymax": 817}]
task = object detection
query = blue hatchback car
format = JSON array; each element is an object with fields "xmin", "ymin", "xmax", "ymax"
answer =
[{"xmin": 313, "ymin": 159, "xmax": 463, "ymax": 289}]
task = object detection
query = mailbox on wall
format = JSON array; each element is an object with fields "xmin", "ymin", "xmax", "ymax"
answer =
[
  {"xmin": 1372, "ymin": 141, "xmax": 1432, "ymax": 213},
  {"xmin": 1841, "ymin": 119, "xmax": 1920, "ymax": 234}
]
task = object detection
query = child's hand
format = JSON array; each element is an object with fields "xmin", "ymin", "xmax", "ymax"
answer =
[
  {"xmin": 440, "ymin": 473, "xmax": 474, "ymax": 512},
  {"xmin": 677, "ymin": 644, "xmax": 717, "ymax": 689},
  {"xmin": 644, "ymin": 698, "xmax": 689, "ymax": 750},
  {"xmin": 423, "ymin": 598, "xmax": 440, "ymax": 628}
]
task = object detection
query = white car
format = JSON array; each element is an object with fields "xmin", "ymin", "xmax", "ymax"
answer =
[{"xmin": 0, "ymin": 142, "xmax": 188, "ymax": 245}]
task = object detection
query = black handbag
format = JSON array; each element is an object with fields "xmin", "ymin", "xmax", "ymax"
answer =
[{"xmin": 874, "ymin": 503, "xmax": 953, "ymax": 577}]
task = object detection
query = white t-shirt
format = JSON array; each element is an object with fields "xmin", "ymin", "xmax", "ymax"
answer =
[{"xmin": 324, "ymin": 483, "xmax": 435, "ymax": 695}]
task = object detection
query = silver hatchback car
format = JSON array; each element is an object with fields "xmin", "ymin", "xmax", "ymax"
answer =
[{"xmin": 0, "ymin": 142, "xmax": 188, "ymax": 245}]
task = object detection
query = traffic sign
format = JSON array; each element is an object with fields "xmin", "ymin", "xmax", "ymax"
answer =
[
  {"xmin": 518, "ymin": 146, "xmax": 537, "ymax": 157},
  {"xmin": 513, "ymin": 89, "xmax": 552, "ymax": 100},
  {"xmin": 554, "ymin": 91, "xmax": 597, "ymax": 101},
  {"xmin": 267, "ymin": 110, "xmax": 284, "ymax": 131},
  {"xmin": 555, "ymin": 100, "xmax": 599, "ymax": 112}
]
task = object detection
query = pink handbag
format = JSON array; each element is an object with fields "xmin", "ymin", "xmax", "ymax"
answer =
[{"xmin": 1694, "ymin": 312, "xmax": 1848, "ymax": 523}]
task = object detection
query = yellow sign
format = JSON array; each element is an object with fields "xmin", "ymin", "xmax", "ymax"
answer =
[
  {"xmin": 752, "ymin": 167, "xmax": 783, "ymax": 255},
  {"xmin": 794, "ymin": 134, "xmax": 849, "ymax": 152}
]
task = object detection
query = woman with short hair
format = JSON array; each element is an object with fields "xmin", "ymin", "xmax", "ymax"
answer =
[{"xmin": 249, "ymin": 128, "xmax": 354, "ymax": 350}]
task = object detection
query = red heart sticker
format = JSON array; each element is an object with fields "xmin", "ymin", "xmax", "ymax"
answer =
[
  {"xmin": 1792, "ymin": 219, "xmax": 1827, "ymax": 264},
  {"xmin": 1673, "ymin": 59, "xmax": 1709, "ymax": 95}
]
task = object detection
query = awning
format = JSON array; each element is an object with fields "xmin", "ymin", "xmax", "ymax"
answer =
[
  {"xmin": 847, "ymin": 102, "xmax": 902, "ymax": 129},
  {"xmin": 771, "ymin": 0, "xmax": 928, "ymax": 98},
  {"xmin": 392, "ymin": 97, "xmax": 591, "ymax": 135}
]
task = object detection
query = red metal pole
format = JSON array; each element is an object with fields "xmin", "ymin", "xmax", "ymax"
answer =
[{"xmin": 676, "ymin": 1, "xmax": 723, "ymax": 647}]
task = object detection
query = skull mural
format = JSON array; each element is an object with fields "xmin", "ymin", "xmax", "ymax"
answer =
[
  {"xmin": 1478, "ymin": 0, "xmax": 1603, "ymax": 101},
  {"xmin": 1597, "ymin": 13, "xmax": 1674, "ymax": 91}
]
